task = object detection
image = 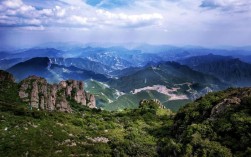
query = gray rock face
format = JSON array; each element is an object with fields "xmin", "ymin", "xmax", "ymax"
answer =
[
  {"xmin": 210, "ymin": 97, "xmax": 241, "ymax": 118},
  {"xmin": 19, "ymin": 76, "xmax": 96, "ymax": 112}
]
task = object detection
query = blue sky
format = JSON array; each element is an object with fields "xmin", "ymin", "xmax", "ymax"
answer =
[{"xmin": 0, "ymin": 0, "xmax": 251, "ymax": 48}]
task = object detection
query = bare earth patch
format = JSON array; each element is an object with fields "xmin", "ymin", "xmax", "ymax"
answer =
[{"xmin": 132, "ymin": 85, "xmax": 188, "ymax": 100}]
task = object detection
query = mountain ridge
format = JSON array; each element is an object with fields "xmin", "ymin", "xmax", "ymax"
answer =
[{"xmin": 179, "ymin": 54, "xmax": 251, "ymax": 86}]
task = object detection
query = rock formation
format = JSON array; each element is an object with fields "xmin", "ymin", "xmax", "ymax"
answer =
[
  {"xmin": 208, "ymin": 88, "xmax": 251, "ymax": 118},
  {"xmin": 210, "ymin": 97, "xmax": 241, "ymax": 118},
  {"xmin": 19, "ymin": 75, "xmax": 96, "ymax": 112},
  {"xmin": 139, "ymin": 99, "xmax": 166, "ymax": 109}
]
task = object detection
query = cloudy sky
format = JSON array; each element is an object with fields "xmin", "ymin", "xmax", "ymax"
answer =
[{"xmin": 0, "ymin": 0, "xmax": 251, "ymax": 48}]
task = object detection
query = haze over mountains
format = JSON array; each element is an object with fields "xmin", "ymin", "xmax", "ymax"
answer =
[{"xmin": 1, "ymin": 43, "xmax": 251, "ymax": 111}]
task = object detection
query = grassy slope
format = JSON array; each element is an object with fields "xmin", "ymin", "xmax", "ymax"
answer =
[
  {"xmin": 0, "ymin": 80, "xmax": 172, "ymax": 157},
  {"xmin": 0, "ymin": 106, "xmax": 173, "ymax": 157}
]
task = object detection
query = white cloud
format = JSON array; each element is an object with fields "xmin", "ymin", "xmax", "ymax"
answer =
[
  {"xmin": 2, "ymin": 0, "xmax": 23, "ymax": 9},
  {"xmin": 0, "ymin": 0, "xmax": 164, "ymax": 29},
  {"xmin": 0, "ymin": 0, "xmax": 251, "ymax": 46},
  {"xmin": 96, "ymin": 10, "xmax": 163, "ymax": 28}
]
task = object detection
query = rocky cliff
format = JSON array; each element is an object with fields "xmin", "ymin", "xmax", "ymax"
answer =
[{"xmin": 19, "ymin": 75, "xmax": 96, "ymax": 112}]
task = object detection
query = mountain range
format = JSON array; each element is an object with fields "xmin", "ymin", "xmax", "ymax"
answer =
[
  {"xmin": 1, "ymin": 45, "xmax": 251, "ymax": 111},
  {"xmin": 7, "ymin": 57, "xmax": 109, "ymax": 83}
]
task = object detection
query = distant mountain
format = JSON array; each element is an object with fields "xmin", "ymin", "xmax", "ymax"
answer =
[
  {"xmin": 238, "ymin": 55, "xmax": 251, "ymax": 64},
  {"xmin": 7, "ymin": 57, "xmax": 109, "ymax": 82},
  {"xmin": 7, "ymin": 57, "xmax": 52, "ymax": 82},
  {"xmin": 50, "ymin": 58, "xmax": 114, "ymax": 75},
  {"xmin": 109, "ymin": 67, "xmax": 143, "ymax": 77},
  {"xmin": 133, "ymin": 44, "xmax": 251, "ymax": 60},
  {"xmin": 6, "ymin": 48, "xmax": 64, "ymax": 59},
  {"xmin": 62, "ymin": 46, "xmax": 162, "ymax": 68},
  {"xmin": 0, "ymin": 58, "xmax": 27, "ymax": 70},
  {"xmin": 0, "ymin": 51, "xmax": 10, "ymax": 59},
  {"xmin": 87, "ymin": 53, "xmax": 133, "ymax": 70},
  {"xmin": 179, "ymin": 54, "xmax": 251, "ymax": 86},
  {"xmin": 50, "ymin": 64, "xmax": 109, "ymax": 82},
  {"xmin": 194, "ymin": 59, "xmax": 251, "ymax": 86},
  {"xmin": 178, "ymin": 53, "xmax": 233, "ymax": 67}
]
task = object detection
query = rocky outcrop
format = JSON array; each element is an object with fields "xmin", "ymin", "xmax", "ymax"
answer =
[
  {"xmin": 210, "ymin": 97, "xmax": 241, "ymax": 118},
  {"xmin": 19, "ymin": 75, "xmax": 96, "ymax": 112},
  {"xmin": 0, "ymin": 70, "xmax": 14, "ymax": 82},
  {"xmin": 139, "ymin": 99, "xmax": 166, "ymax": 109},
  {"xmin": 209, "ymin": 88, "xmax": 251, "ymax": 118}
]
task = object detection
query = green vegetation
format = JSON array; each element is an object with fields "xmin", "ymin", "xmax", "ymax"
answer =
[
  {"xmin": 85, "ymin": 80, "xmax": 173, "ymax": 111},
  {"xmin": 1, "ymin": 79, "xmax": 251, "ymax": 157},
  {"xmin": 163, "ymin": 99, "xmax": 192, "ymax": 112},
  {"xmin": 104, "ymin": 91, "xmax": 170, "ymax": 111},
  {"xmin": 158, "ymin": 88, "xmax": 251, "ymax": 157},
  {"xmin": 0, "ymin": 80, "xmax": 172, "ymax": 157},
  {"xmin": 84, "ymin": 80, "xmax": 119, "ymax": 108}
]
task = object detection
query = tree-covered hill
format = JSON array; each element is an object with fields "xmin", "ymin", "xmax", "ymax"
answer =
[{"xmin": 158, "ymin": 87, "xmax": 251, "ymax": 157}]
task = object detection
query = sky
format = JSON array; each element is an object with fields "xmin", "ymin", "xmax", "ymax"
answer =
[{"xmin": 0, "ymin": 0, "xmax": 251, "ymax": 48}]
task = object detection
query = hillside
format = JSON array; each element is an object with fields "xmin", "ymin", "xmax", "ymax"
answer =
[
  {"xmin": 0, "ymin": 70, "xmax": 250, "ymax": 156},
  {"xmin": 85, "ymin": 80, "xmax": 191, "ymax": 111},
  {"xmin": 0, "ymin": 71, "xmax": 173, "ymax": 156},
  {"xmin": 7, "ymin": 48, "xmax": 64, "ymax": 59},
  {"xmin": 179, "ymin": 54, "xmax": 251, "ymax": 86},
  {"xmin": 194, "ymin": 59, "xmax": 251, "ymax": 86},
  {"xmin": 50, "ymin": 58, "xmax": 114, "ymax": 75},
  {"xmin": 158, "ymin": 87, "xmax": 251, "ymax": 156},
  {"xmin": 109, "ymin": 61, "xmax": 226, "ymax": 92},
  {"xmin": 178, "ymin": 53, "xmax": 233, "ymax": 67},
  {"xmin": 7, "ymin": 57, "xmax": 109, "ymax": 83},
  {"xmin": 97, "ymin": 61, "xmax": 228, "ymax": 111},
  {"xmin": 7, "ymin": 57, "xmax": 53, "ymax": 81}
]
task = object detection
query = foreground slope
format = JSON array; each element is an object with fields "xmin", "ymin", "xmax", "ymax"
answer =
[
  {"xmin": 0, "ymin": 72, "xmax": 172, "ymax": 156},
  {"xmin": 0, "ymin": 70, "xmax": 250, "ymax": 157},
  {"xmin": 158, "ymin": 87, "xmax": 251, "ymax": 156}
]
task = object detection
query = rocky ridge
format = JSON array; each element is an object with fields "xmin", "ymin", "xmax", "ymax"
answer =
[
  {"xmin": 210, "ymin": 88, "xmax": 251, "ymax": 118},
  {"xmin": 18, "ymin": 75, "xmax": 96, "ymax": 112}
]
